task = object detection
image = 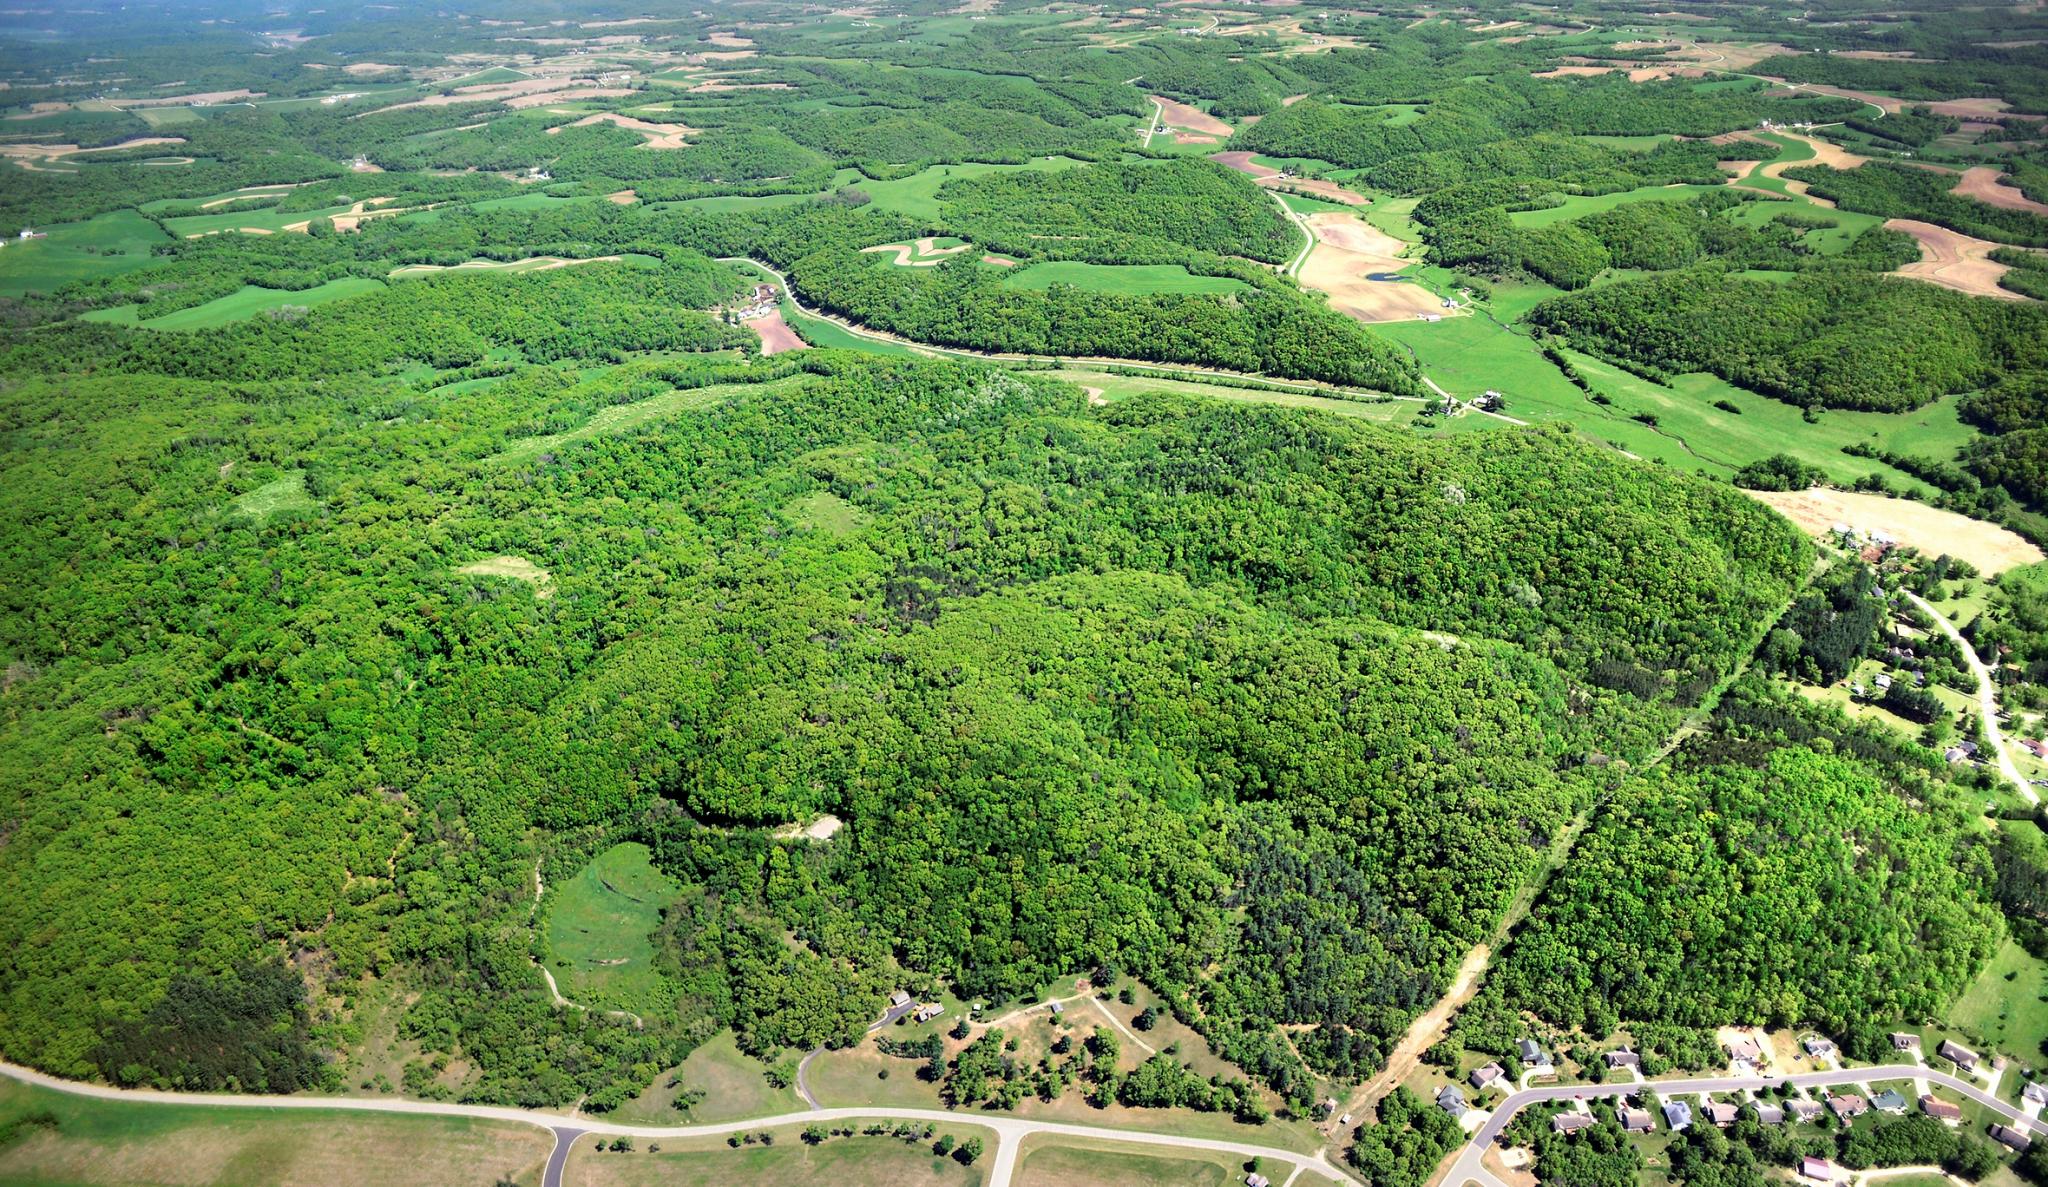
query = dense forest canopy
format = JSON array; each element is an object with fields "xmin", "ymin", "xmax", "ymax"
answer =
[{"xmin": 0, "ymin": 0, "xmax": 2044, "ymax": 1158}]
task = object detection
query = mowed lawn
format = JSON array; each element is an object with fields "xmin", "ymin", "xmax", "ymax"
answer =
[
  {"xmin": 0, "ymin": 1080, "xmax": 551, "ymax": 1187},
  {"xmin": 545, "ymin": 842, "xmax": 679, "ymax": 1014},
  {"xmin": 85, "ymin": 279, "xmax": 387, "ymax": 329},
  {"xmin": 1947, "ymin": 936, "xmax": 2048, "ymax": 1062},
  {"xmin": 0, "ymin": 210, "xmax": 170, "ymax": 296},
  {"xmin": 999, "ymin": 261, "xmax": 1249, "ymax": 296},
  {"xmin": 1013, "ymin": 1135, "xmax": 1243, "ymax": 1187},
  {"xmin": 560, "ymin": 1124, "xmax": 996, "ymax": 1187}
]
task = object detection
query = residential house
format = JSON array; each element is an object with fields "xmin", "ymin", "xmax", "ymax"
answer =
[
  {"xmin": 1871, "ymin": 1089, "xmax": 1908, "ymax": 1114},
  {"xmin": 1620, "ymin": 1107, "xmax": 1656, "ymax": 1134},
  {"xmin": 1789, "ymin": 1099, "xmax": 1825, "ymax": 1123},
  {"xmin": 1247, "ymin": 1176, "xmax": 1270, "ymax": 1187},
  {"xmin": 1921, "ymin": 1096, "xmax": 1963, "ymax": 1122},
  {"xmin": 1991, "ymin": 1124, "xmax": 2034, "ymax": 1153},
  {"xmin": 2024, "ymin": 1082, "xmax": 2048, "ymax": 1108},
  {"xmin": 913, "ymin": 1002, "xmax": 944, "ymax": 1023},
  {"xmin": 1875, "ymin": 673, "xmax": 1893, "ymax": 691},
  {"xmin": 1606, "ymin": 1049, "xmax": 1641, "ymax": 1072},
  {"xmin": 1891, "ymin": 1032, "xmax": 1922, "ymax": 1052},
  {"xmin": 1726, "ymin": 1034, "xmax": 1764, "ymax": 1066},
  {"xmin": 1828, "ymin": 1093, "xmax": 1870, "ymax": 1120},
  {"xmin": 1804, "ymin": 1036, "xmax": 1838, "ymax": 1061},
  {"xmin": 1437, "ymin": 1085, "xmax": 1468, "ymax": 1120},
  {"xmin": 1802, "ymin": 1157, "xmax": 1836, "ymax": 1182},
  {"xmin": 1940, "ymin": 1039, "xmax": 1980, "ymax": 1072},
  {"xmin": 1704, "ymin": 1101, "xmax": 1740, "ymax": 1127},
  {"xmin": 1664, "ymin": 1101, "xmax": 1694, "ymax": 1131},
  {"xmin": 1752, "ymin": 1102, "xmax": 1786, "ymax": 1125},
  {"xmin": 1553, "ymin": 1111, "xmax": 1595, "ymax": 1134},
  {"xmin": 1470, "ymin": 1063, "xmax": 1508, "ymax": 1092},
  {"xmin": 891, "ymin": 990, "xmax": 912, "ymax": 1008}
]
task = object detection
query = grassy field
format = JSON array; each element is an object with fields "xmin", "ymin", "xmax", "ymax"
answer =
[
  {"xmin": 780, "ymin": 305, "xmax": 924, "ymax": 356},
  {"xmin": 998, "ymin": 261, "xmax": 1248, "ymax": 295},
  {"xmin": 784, "ymin": 490, "xmax": 870, "ymax": 536},
  {"xmin": 87, "ymin": 278, "xmax": 386, "ymax": 329},
  {"xmin": 233, "ymin": 474, "xmax": 317, "ymax": 522},
  {"xmin": 1013, "ymin": 1135, "xmax": 1243, "ymax": 1187},
  {"xmin": 1047, "ymin": 367, "xmax": 1416, "ymax": 423},
  {"xmin": 855, "ymin": 157, "xmax": 1082, "ymax": 221},
  {"xmin": 559, "ymin": 1120, "xmax": 996, "ymax": 1187},
  {"xmin": 1946, "ymin": 938, "xmax": 2048, "ymax": 1061},
  {"xmin": 0, "ymin": 210, "xmax": 170, "ymax": 296},
  {"xmin": 544, "ymin": 842, "xmax": 680, "ymax": 1015},
  {"xmin": 493, "ymin": 378, "xmax": 796, "ymax": 464},
  {"xmin": 0, "ymin": 1080, "xmax": 552, "ymax": 1187},
  {"xmin": 1509, "ymin": 184, "xmax": 1728, "ymax": 228},
  {"xmin": 606, "ymin": 1031, "xmax": 805, "ymax": 1125}
]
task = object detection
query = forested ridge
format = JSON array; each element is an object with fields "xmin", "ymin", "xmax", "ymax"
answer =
[{"xmin": 0, "ymin": 310, "xmax": 1808, "ymax": 1108}]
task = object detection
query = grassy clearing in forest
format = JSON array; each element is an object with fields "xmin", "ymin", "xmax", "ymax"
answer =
[
  {"xmin": 0, "ymin": 1079, "xmax": 551, "ymax": 1187},
  {"xmin": 544, "ymin": 841, "xmax": 679, "ymax": 1014},
  {"xmin": 1509, "ymin": 184, "xmax": 1728, "ymax": 228},
  {"xmin": 86, "ymin": 278, "xmax": 386, "ymax": 329},
  {"xmin": 998, "ymin": 261, "xmax": 1248, "ymax": 295},
  {"xmin": 855, "ymin": 157, "xmax": 1082, "ymax": 221},
  {"xmin": 233, "ymin": 474, "xmax": 316, "ymax": 522}
]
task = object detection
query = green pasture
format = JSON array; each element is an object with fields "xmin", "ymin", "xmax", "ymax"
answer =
[
  {"xmin": 1946, "ymin": 937, "xmax": 2048, "ymax": 1062},
  {"xmin": 1277, "ymin": 191, "xmax": 1355, "ymax": 215},
  {"xmin": 160, "ymin": 204, "xmax": 357, "ymax": 238},
  {"xmin": 1509, "ymin": 184, "xmax": 1728, "ymax": 228},
  {"xmin": 0, "ymin": 1079, "xmax": 552, "ymax": 1187},
  {"xmin": 1014, "ymin": 1135, "xmax": 1240, "ymax": 1187},
  {"xmin": 86, "ymin": 278, "xmax": 386, "ymax": 329},
  {"xmin": 494, "ymin": 378, "xmax": 795, "ymax": 464},
  {"xmin": 662, "ymin": 192, "xmax": 817, "ymax": 213},
  {"xmin": 0, "ymin": 210, "xmax": 170, "ymax": 296},
  {"xmin": 858, "ymin": 157, "xmax": 1084, "ymax": 221},
  {"xmin": 999, "ymin": 261, "xmax": 1249, "ymax": 295},
  {"xmin": 543, "ymin": 842, "xmax": 680, "ymax": 1014},
  {"xmin": 781, "ymin": 306, "xmax": 922, "ymax": 356},
  {"xmin": 1049, "ymin": 367, "xmax": 1415, "ymax": 424}
]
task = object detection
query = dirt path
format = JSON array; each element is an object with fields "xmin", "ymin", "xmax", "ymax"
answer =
[
  {"xmin": 1337, "ymin": 944, "xmax": 1490, "ymax": 1122},
  {"xmin": 1907, "ymin": 590, "xmax": 2038, "ymax": 805},
  {"xmin": 530, "ymin": 862, "xmax": 647, "ymax": 1030}
]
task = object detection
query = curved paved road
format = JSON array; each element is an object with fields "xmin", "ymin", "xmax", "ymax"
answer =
[{"xmin": 0, "ymin": 1060, "xmax": 1352, "ymax": 1187}]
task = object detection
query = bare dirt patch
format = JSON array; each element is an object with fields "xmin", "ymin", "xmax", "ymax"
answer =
[
  {"xmin": 457, "ymin": 555, "xmax": 554, "ymax": 596},
  {"xmin": 1296, "ymin": 212, "xmax": 1456, "ymax": 323},
  {"xmin": 503, "ymin": 87, "xmax": 636, "ymax": 109},
  {"xmin": 1749, "ymin": 488, "xmax": 2045, "ymax": 575},
  {"xmin": 861, "ymin": 237, "xmax": 971, "ymax": 266},
  {"xmin": 1758, "ymin": 131, "xmax": 1865, "ymax": 206},
  {"xmin": 118, "ymin": 88, "xmax": 262, "ymax": 107},
  {"xmin": 1214, "ymin": 150, "xmax": 1279, "ymax": 180},
  {"xmin": 606, "ymin": 188, "xmax": 639, "ymax": 205},
  {"xmin": 547, "ymin": 110, "xmax": 696, "ymax": 148},
  {"xmin": 747, "ymin": 309, "xmax": 806, "ymax": 355},
  {"xmin": 1953, "ymin": 165, "xmax": 2048, "ymax": 216},
  {"xmin": 707, "ymin": 32, "xmax": 754, "ymax": 47},
  {"xmin": 1151, "ymin": 95, "xmax": 1232, "ymax": 137},
  {"xmin": 1886, "ymin": 218, "xmax": 2030, "ymax": 300},
  {"xmin": 1534, "ymin": 64, "xmax": 1618, "ymax": 77},
  {"xmin": 343, "ymin": 62, "xmax": 405, "ymax": 75},
  {"xmin": 390, "ymin": 255, "xmax": 623, "ymax": 277},
  {"xmin": 1171, "ymin": 131, "xmax": 1218, "ymax": 144}
]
